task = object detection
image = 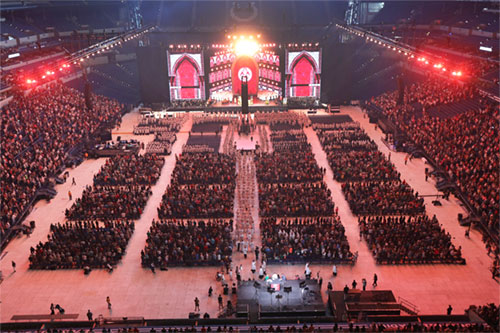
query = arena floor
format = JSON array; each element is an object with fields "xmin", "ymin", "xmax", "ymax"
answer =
[{"xmin": 0, "ymin": 106, "xmax": 498, "ymax": 322}]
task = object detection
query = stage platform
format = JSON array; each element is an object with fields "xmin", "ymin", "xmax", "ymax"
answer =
[
  {"xmin": 168, "ymin": 105, "xmax": 288, "ymax": 113},
  {"xmin": 236, "ymin": 278, "xmax": 326, "ymax": 321},
  {"xmin": 327, "ymin": 290, "xmax": 415, "ymax": 321}
]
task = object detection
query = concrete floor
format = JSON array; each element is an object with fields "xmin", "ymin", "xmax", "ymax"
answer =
[{"xmin": 0, "ymin": 107, "xmax": 498, "ymax": 322}]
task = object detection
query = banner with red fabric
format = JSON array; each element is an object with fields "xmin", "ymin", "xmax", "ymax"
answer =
[{"xmin": 231, "ymin": 55, "xmax": 259, "ymax": 96}]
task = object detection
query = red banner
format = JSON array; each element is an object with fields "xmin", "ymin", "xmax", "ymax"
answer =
[{"xmin": 232, "ymin": 55, "xmax": 258, "ymax": 95}]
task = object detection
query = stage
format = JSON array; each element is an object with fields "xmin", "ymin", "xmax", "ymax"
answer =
[{"xmin": 236, "ymin": 278, "xmax": 326, "ymax": 320}]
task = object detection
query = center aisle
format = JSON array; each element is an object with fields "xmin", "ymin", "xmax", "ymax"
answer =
[{"xmin": 232, "ymin": 144, "xmax": 261, "ymax": 281}]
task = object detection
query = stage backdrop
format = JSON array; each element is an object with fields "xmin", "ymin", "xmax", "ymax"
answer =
[
  {"xmin": 167, "ymin": 51, "xmax": 205, "ymax": 100},
  {"xmin": 231, "ymin": 55, "xmax": 259, "ymax": 96},
  {"xmin": 285, "ymin": 49, "xmax": 321, "ymax": 98}
]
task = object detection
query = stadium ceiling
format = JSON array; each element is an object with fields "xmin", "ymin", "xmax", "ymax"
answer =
[{"xmin": 145, "ymin": 1, "xmax": 348, "ymax": 32}]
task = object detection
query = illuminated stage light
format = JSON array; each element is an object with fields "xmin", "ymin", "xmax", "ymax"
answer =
[
  {"xmin": 457, "ymin": 71, "xmax": 462, "ymax": 76},
  {"xmin": 80, "ymin": 58, "xmax": 84, "ymax": 62},
  {"xmin": 235, "ymin": 39, "xmax": 259, "ymax": 56},
  {"xmin": 257, "ymin": 34, "xmax": 261, "ymax": 38},
  {"xmin": 42, "ymin": 75, "xmax": 46, "ymax": 79}
]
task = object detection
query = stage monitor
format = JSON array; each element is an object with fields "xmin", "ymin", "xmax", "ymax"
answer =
[
  {"xmin": 167, "ymin": 50, "xmax": 205, "ymax": 100},
  {"xmin": 208, "ymin": 48, "xmax": 282, "ymax": 103},
  {"xmin": 285, "ymin": 49, "xmax": 322, "ymax": 98}
]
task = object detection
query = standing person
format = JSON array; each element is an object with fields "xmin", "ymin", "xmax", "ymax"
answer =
[
  {"xmin": 352, "ymin": 280, "xmax": 357, "ymax": 289},
  {"xmin": 319, "ymin": 277, "xmax": 323, "ymax": 289},
  {"xmin": 327, "ymin": 282, "xmax": 333, "ymax": 291},
  {"xmin": 362, "ymin": 278, "xmax": 367, "ymax": 291},
  {"xmin": 72, "ymin": 177, "xmax": 76, "ymax": 185},
  {"xmin": 305, "ymin": 263, "xmax": 311, "ymax": 279},
  {"xmin": 208, "ymin": 286, "xmax": 213, "ymax": 297},
  {"xmin": 106, "ymin": 296, "xmax": 111, "ymax": 309},
  {"xmin": 373, "ymin": 273, "xmax": 378, "ymax": 287},
  {"xmin": 447, "ymin": 305, "xmax": 453, "ymax": 315},
  {"xmin": 50, "ymin": 303, "xmax": 55, "ymax": 315},
  {"xmin": 332, "ymin": 264, "xmax": 337, "ymax": 277},
  {"xmin": 87, "ymin": 309, "xmax": 93, "ymax": 321},
  {"xmin": 150, "ymin": 262, "xmax": 156, "ymax": 274},
  {"xmin": 218, "ymin": 294, "xmax": 223, "ymax": 310},
  {"xmin": 262, "ymin": 260, "xmax": 267, "ymax": 275},
  {"xmin": 251, "ymin": 260, "xmax": 256, "ymax": 275},
  {"xmin": 255, "ymin": 246, "xmax": 259, "ymax": 261},
  {"xmin": 258, "ymin": 266, "xmax": 264, "ymax": 280},
  {"xmin": 194, "ymin": 297, "xmax": 200, "ymax": 312},
  {"xmin": 11, "ymin": 261, "xmax": 16, "ymax": 273},
  {"xmin": 243, "ymin": 242, "xmax": 248, "ymax": 259}
]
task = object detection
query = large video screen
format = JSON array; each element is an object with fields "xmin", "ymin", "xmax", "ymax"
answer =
[
  {"xmin": 208, "ymin": 49, "xmax": 281, "ymax": 102},
  {"xmin": 285, "ymin": 49, "xmax": 321, "ymax": 98},
  {"xmin": 167, "ymin": 51, "xmax": 205, "ymax": 100}
]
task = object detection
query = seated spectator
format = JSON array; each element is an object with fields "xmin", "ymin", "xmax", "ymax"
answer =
[
  {"xmin": 158, "ymin": 183, "xmax": 234, "ymax": 219},
  {"xmin": 29, "ymin": 220, "xmax": 134, "ymax": 269},
  {"xmin": 259, "ymin": 182, "xmax": 335, "ymax": 217},
  {"xmin": 260, "ymin": 216, "xmax": 353, "ymax": 263},
  {"xmin": 142, "ymin": 219, "xmax": 232, "ymax": 267},
  {"xmin": 359, "ymin": 215, "xmax": 465, "ymax": 264},
  {"xmin": 1, "ymin": 82, "xmax": 123, "ymax": 245},
  {"xmin": 66, "ymin": 185, "xmax": 152, "ymax": 220},
  {"xmin": 93, "ymin": 154, "xmax": 165, "ymax": 186},
  {"xmin": 255, "ymin": 151, "xmax": 324, "ymax": 183},
  {"xmin": 171, "ymin": 153, "xmax": 235, "ymax": 185},
  {"xmin": 342, "ymin": 180, "xmax": 425, "ymax": 216}
]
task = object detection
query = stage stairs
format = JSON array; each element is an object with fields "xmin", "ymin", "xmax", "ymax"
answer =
[{"xmin": 398, "ymin": 296, "xmax": 419, "ymax": 315}]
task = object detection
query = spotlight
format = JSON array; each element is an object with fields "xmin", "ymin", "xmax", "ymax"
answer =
[{"xmin": 235, "ymin": 39, "xmax": 259, "ymax": 56}]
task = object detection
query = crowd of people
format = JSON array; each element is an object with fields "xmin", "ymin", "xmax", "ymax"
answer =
[
  {"xmin": 368, "ymin": 76, "xmax": 499, "ymax": 263},
  {"xmin": 260, "ymin": 216, "xmax": 353, "ymax": 264},
  {"xmin": 170, "ymin": 153, "xmax": 235, "ymax": 185},
  {"xmin": 66, "ymin": 185, "xmax": 152, "ymax": 220},
  {"xmin": 342, "ymin": 180, "xmax": 425, "ymax": 216},
  {"xmin": 142, "ymin": 219, "xmax": 232, "ymax": 267},
  {"xmin": 359, "ymin": 215, "xmax": 465, "ymax": 264},
  {"xmin": 316, "ymin": 123, "xmax": 399, "ymax": 182},
  {"xmin": 403, "ymin": 104, "xmax": 499, "ymax": 234},
  {"xmin": 134, "ymin": 114, "xmax": 186, "ymax": 155},
  {"xmin": 255, "ymin": 113, "xmax": 335, "ymax": 218},
  {"xmin": 254, "ymin": 151, "xmax": 324, "ymax": 183},
  {"xmin": 29, "ymin": 220, "xmax": 134, "ymax": 269},
  {"xmin": 158, "ymin": 153, "xmax": 236, "ymax": 219},
  {"xmin": 1, "ymin": 82, "xmax": 123, "ymax": 244},
  {"xmin": 93, "ymin": 154, "xmax": 165, "ymax": 186},
  {"xmin": 472, "ymin": 303, "xmax": 499, "ymax": 331}
]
